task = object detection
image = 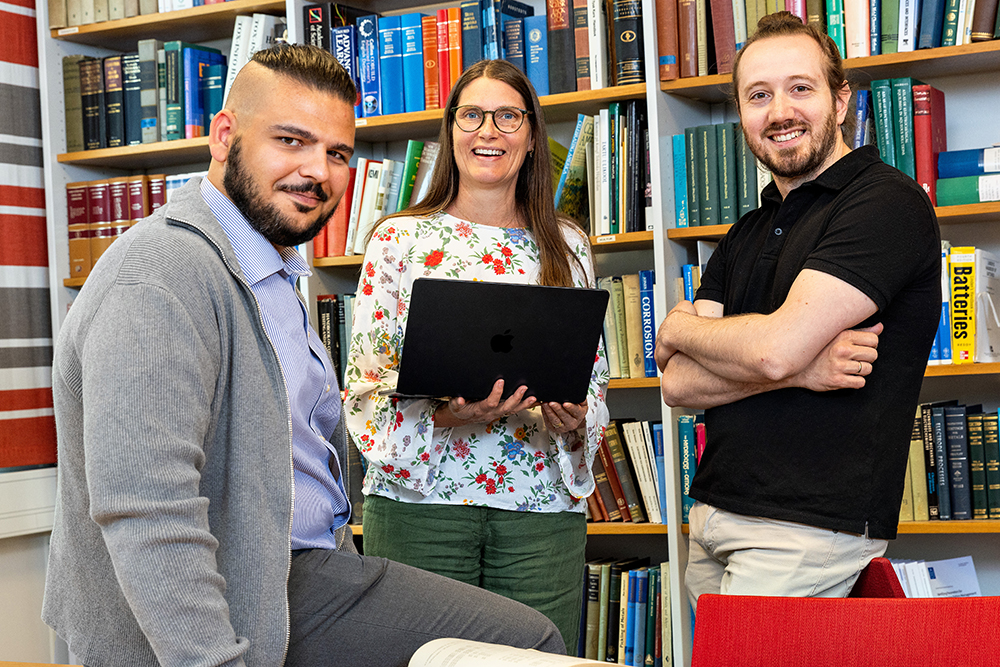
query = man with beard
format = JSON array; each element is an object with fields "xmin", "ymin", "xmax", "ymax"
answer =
[
  {"xmin": 654, "ymin": 13, "xmax": 940, "ymax": 610},
  {"xmin": 44, "ymin": 44, "xmax": 563, "ymax": 666}
]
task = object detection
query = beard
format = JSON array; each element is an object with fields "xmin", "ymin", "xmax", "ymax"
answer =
[
  {"xmin": 223, "ymin": 137, "xmax": 334, "ymax": 247},
  {"xmin": 744, "ymin": 103, "xmax": 841, "ymax": 181}
]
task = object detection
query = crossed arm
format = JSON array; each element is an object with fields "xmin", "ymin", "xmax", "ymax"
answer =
[{"xmin": 655, "ymin": 268, "xmax": 883, "ymax": 409}]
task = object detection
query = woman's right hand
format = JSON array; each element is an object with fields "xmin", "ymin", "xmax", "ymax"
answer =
[{"xmin": 434, "ymin": 379, "xmax": 536, "ymax": 427}]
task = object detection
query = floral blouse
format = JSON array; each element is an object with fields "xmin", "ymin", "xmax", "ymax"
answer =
[{"xmin": 344, "ymin": 211, "xmax": 610, "ymax": 513}]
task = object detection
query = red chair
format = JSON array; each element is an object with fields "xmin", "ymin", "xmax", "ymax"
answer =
[
  {"xmin": 848, "ymin": 556, "xmax": 906, "ymax": 598},
  {"xmin": 691, "ymin": 594, "xmax": 1000, "ymax": 667}
]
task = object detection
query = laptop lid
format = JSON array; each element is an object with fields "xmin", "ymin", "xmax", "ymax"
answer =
[{"xmin": 393, "ymin": 278, "xmax": 610, "ymax": 404}]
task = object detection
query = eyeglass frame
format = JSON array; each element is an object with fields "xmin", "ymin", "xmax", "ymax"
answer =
[{"xmin": 450, "ymin": 105, "xmax": 532, "ymax": 134}]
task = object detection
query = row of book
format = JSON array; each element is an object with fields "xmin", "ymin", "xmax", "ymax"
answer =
[
  {"xmin": 887, "ymin": 555, "xmax": 982, "ymax": 597},
  {"xmin": 316, "ymin": 292, "xmax": 356, "ymax": 389},
  {"xmin": 899, "ymin": 402, "xmax": 1000, "ymax": 523},
  {"xmin": 587, "ymin": 420, "xmax": 668, "ymax": 525},
  {"xmin": 931, "ymin": 242, "xmax": 1000, "ymax": 365},
  {"xmin": 302, "ymin": 0, "xmax": 647, "ymax": 119},
  {"xmin": 47, "ymin": 0, "xmax": 235, "ymax": 28},
  {"xmin": 598, "ymin": 272, "xmax": 658, "ymax": 381},
  {"xmin": 577, "ymin": 559, "xmax": 672, "ymax": 665},
  {"xmin": 654, "ymin": 0, "xmax": 1000, "ymax": 81}
]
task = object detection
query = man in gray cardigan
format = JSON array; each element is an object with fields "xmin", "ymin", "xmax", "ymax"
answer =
[{"xmin": 43, "ymin": 44, "xmax": 563, "ymax": 667}]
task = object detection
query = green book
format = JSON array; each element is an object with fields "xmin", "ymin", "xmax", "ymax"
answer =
[
  {"xmin": 825, "ymin": 0, "xmax": 847, "ymax": 58},
  {"xmin": 870, "ymin": 79, "xmax": 896, "ymax": 167},
  {"xmin": 736, "ymin": 123, "xmax": 758, "ymax": 218},
  {"xmin": 608, "ymin": 102, "xmax": 620, "ymax": 233},
  {"xmin": 941, "ymin": 0, "xmax": 962, "ymax": 46},
  {"xmin": 968, "ymin": 412, "xmax": 989, "ymax": 519},
  {"xmin": 395, "ymin": 139, "xmax": 424, "ymax": 211},
  {"xmin": 881, "ymin": 0, "xmax": 900, "ymax": 53},
  {"xmin": 644, "ymin": 567, "xmax": 658, "ymax": 667},
  {"xmin": 163, "ymin": 41, "xmax": 221, "ymax": 141},
  {"xmin": 685, "ymin": 126, "xmax": 701, "ymax": 226},
  {"xmin": 983, "ymin": 412, "xmax": 1000, "ymax": 519},
  {"xmin": 716, "ymin": 122, "xmax": 737, "ymax": 225},
  {"xmin": 696, "ymin": 124, "xmax": 719, "ymax": 227},
  {"xmin": 891, "ymin": 77, "xmax": 923, "ymax": 180},
  {"xmin": 597, "ymin": 562, "xmax": 611, "ymax": 660},
  {"xmin": 937, "ymin": 174, "xmax": 1000, "ymax": 206},
  {"xmin": 609, "ymin": 277, "xmax": 630, "ymax": 379},
  {"xmin": 62, "ymin": 54, "xmax": 88, "ymax": 153}
]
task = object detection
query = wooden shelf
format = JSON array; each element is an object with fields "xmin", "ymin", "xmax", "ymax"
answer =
[
  {"xmin": 666, "ymin": 224, "xmax": 731, "ymax": 241},
  {"xmin": 313, "ymin": 254, "xmax": 364, "ymax": 269},
  {"xmin": 924, "ymin": 362, "xmax": 1000, "ymax": 377},
  {"xmin": 57, "ymin": 137, "xmax": 210, "ymax": 170},
  {"xmin": 660, "ymin": 41, "xmax": 1000, "ymax": 104},
  {"xmin": 608, "ymin": 377, "xmax": 659, "ymax": 390},
  {"xmin": 51, "ymin": 0, "xmax": 285, "ymax": 48},
  {"xmin": 897, "ymin": 520, "xmax": 1000, "ymax": 534},
  {"xmin": 590, "ymin": 230, "xmax": 654, "ymax": 253}
]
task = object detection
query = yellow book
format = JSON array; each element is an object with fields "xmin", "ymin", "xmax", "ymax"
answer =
[
  {"xmin": 899, "ymin": 455, "xmax": 914, "ymax": 522},
  {"xmin": 949, "ymin": 246, "xmax": 976, "ymax": 364},
  {"xmin": 909, "ymin": 407, "xmax": 930, "ymax": 521}
]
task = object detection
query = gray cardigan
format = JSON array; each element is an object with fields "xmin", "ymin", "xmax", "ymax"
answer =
[{"xmin": 43, "ymin": 178, "xmax": 350, "ymax": 667}]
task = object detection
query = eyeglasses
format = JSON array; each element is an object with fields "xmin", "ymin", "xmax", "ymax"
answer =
[{"xmin": 452, "ymin": 105, "xmax": 531, "ymax": 133}]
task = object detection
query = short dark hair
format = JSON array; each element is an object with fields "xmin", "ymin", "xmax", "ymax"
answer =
[
  {"xmin": 732, "ymin": 12, "xmax": 854, "ymax": 140},
  {"xmin": 250, "ymin": 43, "xmax": 356, "ymax": 107}
]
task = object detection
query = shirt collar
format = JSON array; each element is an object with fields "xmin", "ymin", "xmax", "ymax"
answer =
[
  {"xmin": 200, "ymin": 178, "xmax": 312, "ymax": 286},
  {"xmin": 760, "ymin": 145, "xmax": 881, "ymax": 206}
]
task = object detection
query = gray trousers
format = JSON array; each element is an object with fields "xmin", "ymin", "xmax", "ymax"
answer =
[{"xmin": 286, "ymin": 542, "xmax": 566, "ymax": 666}]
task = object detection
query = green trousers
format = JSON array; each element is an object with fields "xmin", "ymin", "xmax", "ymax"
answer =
[{"xmin": 362, "ymin": 494, "xmax": 587, "ymax": 654}]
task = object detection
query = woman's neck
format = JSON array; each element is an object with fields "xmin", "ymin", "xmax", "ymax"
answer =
[{"xmin": 447, "ymin": 188, "xmax": 523, "ymax": 228}]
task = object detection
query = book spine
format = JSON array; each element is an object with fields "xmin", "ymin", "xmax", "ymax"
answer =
[
  {"xmin": 400, "ymin": 15, "xmax": 426, "ymax": 114},
  {"xmin": 611, "ymin": 0, "xmax": 647, "ymax": 83},
  {"xmin": 938, "ymin": 147, "xmax": 999, "ymax": 179},
  {"xmin": 869, "ymin": 0, "xmax": 881, "ymax": 55},
  {"xmin": 357, "ymin": 16, "xmax": 382, "ymax": 118},
  {"xmin": 86, "ymin": 179, "xmax": 112, "ymax": 264},
  {"xmin": 573, "ymin": 0, "xmax": 591, "ymax": 91},
  {"xmin": 121, "ymin": 52, "xmax": 142, "ymax": 146},
  {"xmin": 678, "ymin": 414, "xmax": 696, "ymax": 523},
  {"xmin": 844, "ymin": 0, "xmax": 871, "ymax": 57},
  {"xmin": 483, "ymin": 0, "xmax": 500, "ymax": 59},
  {"xmin": 967, "ymin": 413, "xmax": 989, "ymax": 518},
  {"xmin": 881, "ymin": 0, "xmax": 900, "ymax": 52},
  {"xmin": 938, "ymin": 174, "xmax": 1000, "ymax": 206},
  {"xmin": 546, "ymin": 0, "xmax": 577, "ymax": 94},
  {"xmin": 696, "ymin": 124, "xmax": 719, "ymax": 227},
  {"xmin": 945, "ymin": 406, "xmax": 972, "ymax": 519},
  {"xmin": 103, "ymin": 56, "xmax": 124, "ymax": 149},
  {"xmin": 421, "ymin": 15, "xmax": 441, "ymax": 109},
  {"xmin": 331, "ymin": 26, "xmax": 362, "ymax": 120},
  {"xmin": 447, "ymin": 7, "xmax": 463, "ymax": 94},
  {"xmin": 736, "ymin": 124, "xmax": 757, "ymax": 218},
  {"xmin": 378, "ymin": 16, "xmax": 405, "ymax": 117},
  {"xmin": 909, "ymin": 409, "xmax": 930, "ymax": 521},
  {"xmin": 870, "ymin": 79, "xmax": 896, "ymax": 167},
  {"xmin": 891, "ymin": 77, "xmax": 918, "ymax": 180},
  {"xmin": 639, "ymin": 270, "xmax": 656, "ymax": 378},
  {"xmin": 436, "ymin": 10, "xmax": 451, "ymax": 106},
  {"xmin": 656, "ymin": 0, "xmax": 679, "ymax": 81},
  {"xmin": 825, "ymin": 0, "xmax": 847, "ymax": 57},
  {"xmin": 66, "ymin": 182, "xmax": 91, "ymax": 278},
  {"xmin": 932, "ymin": 406, "xmax": 952, "ymax": 520},
  {"xmin": 62, "ymin": 55, "xmax": 86, "ymax": 153},
  {"xmin": 716, "ymin": 122, "xmax": 736, "ymax": 225},
  {"xmin": 588, "ymin": 0, "xmax": 608, "ymax": 88},
  {"xmin": 525, "ymin": 14, "xmax": 549, "ymax": 96},
  {"xmin": 605, "ymin": 422, "xmax": 646, "ymax": 522},
  {"xmin": 137, "ymin": 40, "xmax": 162, "ymax": 144},
  {"xmin": 918, "ymin": 0, "xmax": 947, "ymax": 47},
  {"xmin": 950, "ymin": 247, "xmax": 977, "ymax": 364},
  {"xmin": 971, "ymin": 0, "xmax": 1000, "ymax": 40},
  {"xmin": 503, "ymin": 19, "xmax": 526, "ymax": 73},
  {"xmin": 163, "ymin": 43, "xmax": 183, "ymax": 141},
  {"xmin": 302, "ymin": 3, "xmax": 331, "ymax": 51},
  {"xmin": 921, "ymin": 405, "xmax": 941, "ymax": 518},
  {"xmin": 672, "ymin": 134, "xmax": 689, "ymax": 228},
  {"xmin": 941, "ymin": 0, "xmax": 963, "ymax": 45},
  {"xmin": 984, "ymin": 412, "xmax": 1000, "ymax": 519},
  {"xmin": 460, "ymin": 1, "xmax": 483, "ymax": 70},
  {"xmin": 898, "ymin": 0, "xmax": 918, "ymax": 50},
  {"xmin": 592, "ymin": 449, "xmax": 623, "ymax": 520},
  {"xmin": 684, "ymin": 126, "xmax": 700, "ymax": 226},
  {"xmin": 201, "ymin": 63, "xmax": 224, "ymax": 134}
]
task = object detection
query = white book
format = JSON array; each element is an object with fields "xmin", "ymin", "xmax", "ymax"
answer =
[
  {"xmin": 898, "ymin": 0, "xmax": 918, "ymax": 51},
  {"xmin": 156, "ymin": 0, "xmax": 168, "ymax": 13},
  {"xmin": 366, "ymin": 158, "xmax": 396, "ymax": 238},
  {"xmin": 597, "ymin": 276, "xmax": 621, "ymax": 379},
  {"xmin": 410, "ymin": 141, "xmax": 441, "ymax": 207},
  {"xmin": 590, "ymin": 113, "xmax": 602, "ymax": 236},
  {"xmin": 844, "ymin": 0, "xmax": 871, "ymax": 58},
  {"xmin": 224, "ymin": 15, "xmax": 253, "ymax": 105},
  {"xmin": 352, "ymin": 160, "xmax": 384, "ymax": 256},
  {"xmin": 247, "ymin": 14, "xmax": 284, "ymax": 61},
  {"xmin": 383, "ymin": 159, "xmax": 404, "ymax": 217},
  {"xmin": 586, "ymin": 0, "xmax": 607, "ymax": 89},
  {"xmin": 926, "ymin": 555, "xmax": 982, "ymax": 597},
  {"xmin": 961, "ymin": 0, "xmax": 977, "ymax": 44},
  {"xmin": 696, "ymin": 0, "xmax": 709, "ymax": 76},
  {"xmin": 410, "ymin": 637, "xmax": 609, "ymax": 667},
  {"xmin": 756, "ymin": 162, "xmax": 771, "ymax": 206},
  {"xmin": 621, "ymin": 422, "xmax": 661, "ymax": 524},
  {"xmin": 344, "ymin": 157, "xmax": 368, "ymax": 256},
  {"xmin": 171, "ymin": 0, "xmax": 193, "ymax": 9},
  {"xmin": 975, "ymin": 247, "xmax": 1000, "ymax": 362},
  {"xmin": 598, "ymin": 108, "xmax": 610, "ymax": 235},
  {"xmin": 732, "ymin": 0, "xmax": 748, "ymax": 50},
  {"xmin": 660, "ymin": 562, "xmax": 673, "ymax": 665},
  {"xmin": 638, "ymin": 421, "xmax": 662, "ymax": 515},
  {"xmin": 697, "ymin": 240, "xmax": 718, "ymax": 273}
]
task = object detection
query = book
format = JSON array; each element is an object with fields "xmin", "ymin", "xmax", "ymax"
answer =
[
  {"xmin": 331, "ymin": 25, "xmax": 362, "ymax": 119},
  {"xmin": 671, "ymin": 134, "xmax": 689, "ymax": 228},
  {"xmin": 546, "ymin": 0, "xmax": 576, "ymax": 94},
  {"xmin": 891, "ymin": 77, "xmax": 923, "ymax": 180},
  {"xmin": 410, "ymin": 141, "xmax": 441, "ymax": 208},
  {"xmin": 716, "ymin": 122, "xmax": 736, "ymax": 225},
  {"xmin": 937, "ymin": 174, "xmax": 1000, "ymax": 206},
  {"xmin": 950, "ymin": 246, "xmax": 976, "ymax": 364},
  {"xmin": 587, "ymin": 0, "xmax": 608, "ymax": 88},
  {"xmin": 447, "ymin": 7, "xmax": 462, "ymax": 98},
  {"xmin": 610, "ymin": 0, "xmax": 646, "ymax": 84},
  {"xmin": 583, "ymin": 561, "xmax": 604, "ymax": 658},
  {"xmin": 655, "ymin": 0, "xmax": 679, "ymax": 82},
  {"xmin": 677, "ymin": 413, "xmax": 697, "ymax": 523},
  {"xmin": 504, "ymin": 18, "xmax": 526, "ymax": 73},
  {"xmin": 942, "ymin": 0, "xmax": 964, "ymax": 45},
  {"xmin": 598, "ymin": 434, "xmax": 631, "ymax": 521},
  {"xmin": 607, "ymin": 275, "xmax": 630, "ymax": 378},
  {"xmin": 86, "ymin": 179, "xmax": 112, "ymax": 264},
  {"xmin": 938, "ymin": 146, "xmax": 1000, "ymax": 179},
  {"xmin": 974, "ymin": 248, "xmax": 1000, "ymax": 363},
  {"xmin": 826, "ymin": 0, "xmax": 847, "ymax": 58},
  {"xmin": 639, "ymin": 270, "xmax": 656, "ymax": 378},
  {"xmin": 555, "ymin": 114, "xmax": 594, "ymax": 227},
  {"xmin": 182, "ymin": 45, "xmax": 225, "ymax": 139},
  {"xmin": 870, "ymin": 78, "xmax": 896, "ymax": 168},
  {"xmin": 358, "ymin": 15, "xmax": 382, "ymax": 117},
  {"xmin": 621, "ymin": 421, "xmax": 661, "ymax": 523},
  {"xmin": 79, "ymin": 57, "xmax": 107, "ymax": 150},
  {"xmin": 908, "ymin": 409, "xmax": 930, "ymax": 521},
  {"xmin": 971, "ymin": 0, "xmax": 1000, "ymax": 39},
  {"xmin": 898, "ymin": 0, "xmax": 920, "ymax": 50},
  {"xmin": 605, "ymin": 421, "xmax": 646, "ymax": 522},
  {"xmin": 735, "ymin": 124, "xmax": 758, "ymax": 218},
  {"xmin": 572, "ymin": 0, "xmax": 591, "ymax": 91},
  {"xmin": 695, "ymin": 124, "xmax": 719, "ymax": 227},
  {"xmin": 378, "ymin": 15, "xmax": 405, "ymax": 117},
  {"xmin": 409, "ymin": 638, "xmax": 608, "ymax": 666},
  {"xmin": 881, "ymin": 0, "xmax": 901, "ymax": 52},
  {"xmin": 912, "ymin": 84, "xmax": 947, "ymax": 205},
  {"xmin": 137, "ymin": 39, "xmax": 163, "ymax": 144},
  {"xmin": 66, "ymin": 181, "xmax": 91, "ymax": 278},
  {"xmin": 944, "ymin": 404, "xmax": 973, "ymax": 519},
  {"xmin": 126, "ymin": 174, "xmax": 150, "ymax": 225},
  {"xmin": 352, "ymin": 159, "xmax": 383, "ymax": 255},
  {"xmin": 591, "ymin": 447, "xmax": 623, "ymax": 521},
  {"xmin": 684, "ymin": 126, "xmax": 700, "ymax": 227},
  {"xmin": 460, "ymin": 0, "xmax": 483, "ymax": 69},
  {"xmin": 597, "ymin": 276, "xmax": 622, "ymax": 379},
  {"xmin": 931, "ymin": 404, "xmax": 952, "ymax": 520},
  {"xmin": 373, "ymin": 158, "xmax": 398, "ymax": 222},
  {"xmin": 62, "ymin": 55, "xmax": 88, "ymax": 153},
  {"xmin": 344, "ymin": 156, "xmax": 368, "ymax": 255},
  {"xmin": 919, "ymin": 0, "xmax": 948, "ymax": 47},
  {"xmin": 201, "ymin": 63, "xmax": 225, "ymax": 134},
  {"xmin": 421, "ymin": 14, "xmax": 440, "ymax": 109},
  {"xmin": 967, "ymin": 411, "xmax": 989, "ymax": 519},
  {"xmin": 498, "ymin": 0, "xmax": 534, "ymax": 58},
  {"xmin": 436, "ymin": 10, "xmax": 451, "ymax": 106},
  {"xmin": 983, "ymin": 411, "xmax": 1000, "ymax": 519},
  {"xmin": 525, "ymin": 14, "xmax": 550, "ymax": 97},
  {"xmin": 121, "ymin": 52, "xmax": 142, "ymax": 147}
]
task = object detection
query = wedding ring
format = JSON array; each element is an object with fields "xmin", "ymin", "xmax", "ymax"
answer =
[
  {"xmin": 858, "ymin": 361, "xmax": 864, "ymax": 374},
  {"xmin": 553, "ymin": 420, "xmax": 563, "ymax": 428}
]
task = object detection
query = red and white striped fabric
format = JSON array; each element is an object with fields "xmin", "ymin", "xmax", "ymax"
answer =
[{"xmin": 0, "ymin": 0, "xmax": 57, "ymax": 469}]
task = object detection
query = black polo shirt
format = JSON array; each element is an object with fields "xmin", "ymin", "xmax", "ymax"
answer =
[{"xmin": 692, "ymin": 146, "xmax": 940, "ymax": 539}]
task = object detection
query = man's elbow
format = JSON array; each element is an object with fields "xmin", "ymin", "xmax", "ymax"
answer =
[
  {"xmin": 755, "ymin": 347, "xmax": 804, "ymax": 383},
  {"xmin": 660, "ymin": 371, "xmax": 690, "ymax": 408}
]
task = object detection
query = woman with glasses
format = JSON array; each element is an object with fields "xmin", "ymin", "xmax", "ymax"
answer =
[{"xmin": 345, "ymin": 59, "xmax": 609, "ymax": 653}]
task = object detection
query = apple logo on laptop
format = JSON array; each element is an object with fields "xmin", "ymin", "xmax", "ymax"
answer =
[{"xmin": 490, "ymin": 329, "xmax": 514, "ymax": 353}]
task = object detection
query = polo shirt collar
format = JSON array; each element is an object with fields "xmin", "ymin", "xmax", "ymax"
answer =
[{"xmin": 760, "ymin": 145, "xmax": 881, "ymax": 206}]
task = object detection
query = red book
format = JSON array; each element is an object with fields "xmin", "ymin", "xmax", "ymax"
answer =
[
  {"xmin": 148, "ymin": 174, "xmax": 166, "ymax": 212},
  {"xmin": 436, "ymin": 9, "xmax": 451, "ymax": 107},
  {"xmin": 912, "ymin": 84, "xmax": 947, "ymax": 206},
  {"xmin": 784, "ymin": 0, "xmax": 808, "ymax": 24},
  {"xmin": 592, "ymin": 447, "xmax": 624, "ymax": 521},
  {"xmin": 87, "ymin": 179, "xmax": 112, "ymax": 265},
  {"xmin": 708, "ymin": 0, "xmax": 736, "ymax": 74},
  {"xmin": 421, "ymin": 14, "xmax": 440, "ymax": 110},
  {"xmin": 313, "ymin": 223, "xmax": 328, "ymax": 259},
  {"xmin": 678, "ymin": 0, "xmax": 698, "ymax": 78},
  {"xmin": 107, "ymin": 175, "xmax": 130, "ymax": 243},
  {"xmin": 66, "ymin": 181, "xmax": 91, "ymax": 278},
  {"xmin": 573, "ymin": 0, "xmax": 591, "ymax": 91},
  {"xmin": 695, "ymin": 421, "xmax": 707, "ymax": 464},
  {"xmin": 586, "ymin": 491, "xmax": 607, "ymax": 522},
  {"xmin": 327, "ymin": 166, "xmax": 356, "ymax": 257},
  {"xmin": 598, "ymin": 434, "xmax": 632, "ymax": 522},
  {"xmin": 447, "ymin": 7, "xmax": 462, "ymax": 93},
  {"xmin": 126, "ymin": 174, "xmax": 149, "ymax": 225},
  {"xmin": 656, "ymin": 0, "xmax": 680, "ymax": 81}
]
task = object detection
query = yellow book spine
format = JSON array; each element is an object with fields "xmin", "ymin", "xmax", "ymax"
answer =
[{"xmin": 950, "ymin": 246, "xmax": 976, "ymax": 364}]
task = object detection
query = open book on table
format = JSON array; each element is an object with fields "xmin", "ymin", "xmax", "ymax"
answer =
[{"xmin": 409, "ymin": 638, "xmax": 607, "ymax": 667}]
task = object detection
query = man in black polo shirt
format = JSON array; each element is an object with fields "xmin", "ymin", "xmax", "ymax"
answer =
[{"xmin": 654, "ymin": 12, "xmax": 940, "ymax": 609}]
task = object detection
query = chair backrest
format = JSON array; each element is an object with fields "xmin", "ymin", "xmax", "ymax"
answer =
[
  {"xmin": 848, "ymin": 556, "xmax": 907, "ymax": 598},
  {"xmin": 691, "ymin": 594, "xmax": 1000, "ymax": 667}
]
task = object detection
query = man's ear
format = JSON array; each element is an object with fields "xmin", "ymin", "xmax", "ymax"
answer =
[
  {"xmin": 208, "ymin": 109, "xmax": 236, "ymax": 163},
  {"xmin": 835, "ymin": 81, "xmax": 852, "ymax": 126}
]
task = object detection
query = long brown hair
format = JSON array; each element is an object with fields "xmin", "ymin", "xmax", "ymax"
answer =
[{"xmin": 381, "ymin": 59, "xmax": 587, "ymax": 287}]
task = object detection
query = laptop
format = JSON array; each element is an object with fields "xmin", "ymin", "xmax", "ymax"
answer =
[{"xmin": 392, "ymin": 278, "xmax": 610, "ymax": 404}]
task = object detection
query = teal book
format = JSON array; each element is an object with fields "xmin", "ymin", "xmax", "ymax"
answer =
[
  {"xmin": 182, "ymin": 45, "xmax": 224, "ymax": 139},
  {"xmin": 678, "ymin": 414, "xmax": 697, "ymax": 523},
  {"xmin": 941, "ymin": 0, "xmax": 962, "ymax": 45},
  {"xmin": 870, "ymin": 78, "xmax": 896, "ymax": 167},
  {"xmin": 200, "ymin": 63, "xmax": 225, "ymax": 135},
  {"xmin": 608, "ymin": 102, "xmax": 620, "ymax": 233},
  {"xmin": 716, "ymin": 122, "xmax": 737, "ymax": 225},
  {"xmin": 825, "ymin": 0, "xmax": 847, "ymax": 58},
  {"xmin": 672, "ymin": 133, "xmax": 689, "ymax": 227},
  {"xmin": 644, "ymin": 567, "xmax": 659, "ymax": 667},
  {"xmin": 685, "ymin": 126, "xmax": 700, "ymax": 226},
  {"xmin": 936, "ymin": 174, "xmax": 1000, "ymax": 206},
  {"xmin": 556, "ymin": 114, "xmax": 594, "ymax": 227},
  {"xmin": 736, "ymin": 124, "xmax": 758, "ymax": 218},
  {"xmin": 891, "ymin": 77, "xmax": 924, "ymax": 180},
  {"xmin": 695, "ymin": 124, "xmax": 719, "ymax": 227}
]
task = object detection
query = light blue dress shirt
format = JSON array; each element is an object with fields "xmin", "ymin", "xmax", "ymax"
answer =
[{"xmin": 201, "ymin": 178, "xmax": 349, "ymax": 549}]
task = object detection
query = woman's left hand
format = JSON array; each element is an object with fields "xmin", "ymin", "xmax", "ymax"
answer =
[{"xmin": 542, "ymin": 401, "xmax": 588, "ymax": 435}]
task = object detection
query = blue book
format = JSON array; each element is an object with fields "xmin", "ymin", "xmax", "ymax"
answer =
[
  {"xmin": 498, "ymin": 0, "xmax": 533, "ymax": 58},
  {"xmin": 400, "ymin": 13, "xmax": 425, "ymax": 114},
  {"xmin": 678, "ymin": 414, "xmax": 697, "ymax": 523},
  {"xmin": 672, "ymin": 133, "xmax": 689, "ymax": 228},
  {"xmin": 555, "ymin": 114, "xmax": 586, "ymax": 205},
  {"xmin": 929, "ymin": 320, "xmax": 941, "ymax": 362},
  {"xmin": 652, "ymin": 423, "xmax": 666, "ymax": 523},
  {"xmin": 182, "ymin": 46, "xmax": 224, "ymax": 140},
  {"xmin": 917, "ymin": 0, "xmax": 946, "ymax": 48},
  {"xmin": 483, "ymin": 0, "xmax": 500, "ymax": 59},
  {"xmin": 623, "ymin": 570, "xmax": 638, "ymax": 666},
  {"xmin": 378, "ymin": 15, "xmax": 404, "ymax": 116},
  {"xmin": 681, "ymin": 264, "xmax": 695, "ymax": 301},
  {"xmin": 200, "ymin": 63, "xmax": 225, "ymax": 135},
  {"xmin": 357, "ymin": 15, "xmax": 381, "ymax": 117},
  {"xmin": 332, "ymin": 25, "xmax": 361, "ymax": 119},
  {"xmin": 639, "ymin": 269, "xmax": 656, "ymax": 378},
  {"xmin": 869, "ymin": 0, "xmax": 881, "ymax": 55},
  {"xmin": 932, "ymin": 405, "xmax": 952, "ymax": 520},
  {"xmin": 461, "ymin": 0, "xmax": 484, "ymax": 69},
  {"xmin": 852, "ymin": 89, "xmax": 872, "ymax": 149},
  {"xmin": 524, "ymin": 14, "xmax": 548, "ymax": 96},
  {"xmin": 631, "ymin": 568, "xmax": 648, "ymax": 667},
  {"xmin": 938, "ymin": 147, "xmax": 1000, "ymax": 179},
  {"xmin": 503, "ymin": 19, "xmax": 525, "ymax": 73}
]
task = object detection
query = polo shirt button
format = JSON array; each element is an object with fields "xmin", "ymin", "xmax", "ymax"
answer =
[{"xmin": 775, "ymin": 228, "xmax": 783, "ymax": 235}]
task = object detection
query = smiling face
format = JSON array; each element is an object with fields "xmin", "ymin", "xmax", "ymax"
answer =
[
  {"xmin": 736, "ymin": 33, "xmax": 851, "ymax": 194},
  {"xmin": 208, "ymin": 66, "xmax": 355, "ymax": 248},
  {"xmin": 451, "ymin": 76, "xmax": 535, "ymax": 197}
]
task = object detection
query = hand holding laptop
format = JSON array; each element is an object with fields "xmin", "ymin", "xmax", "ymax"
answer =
[{"xmin": 435, "ymin": 379, "xmax": 536, "ymax": 428}]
